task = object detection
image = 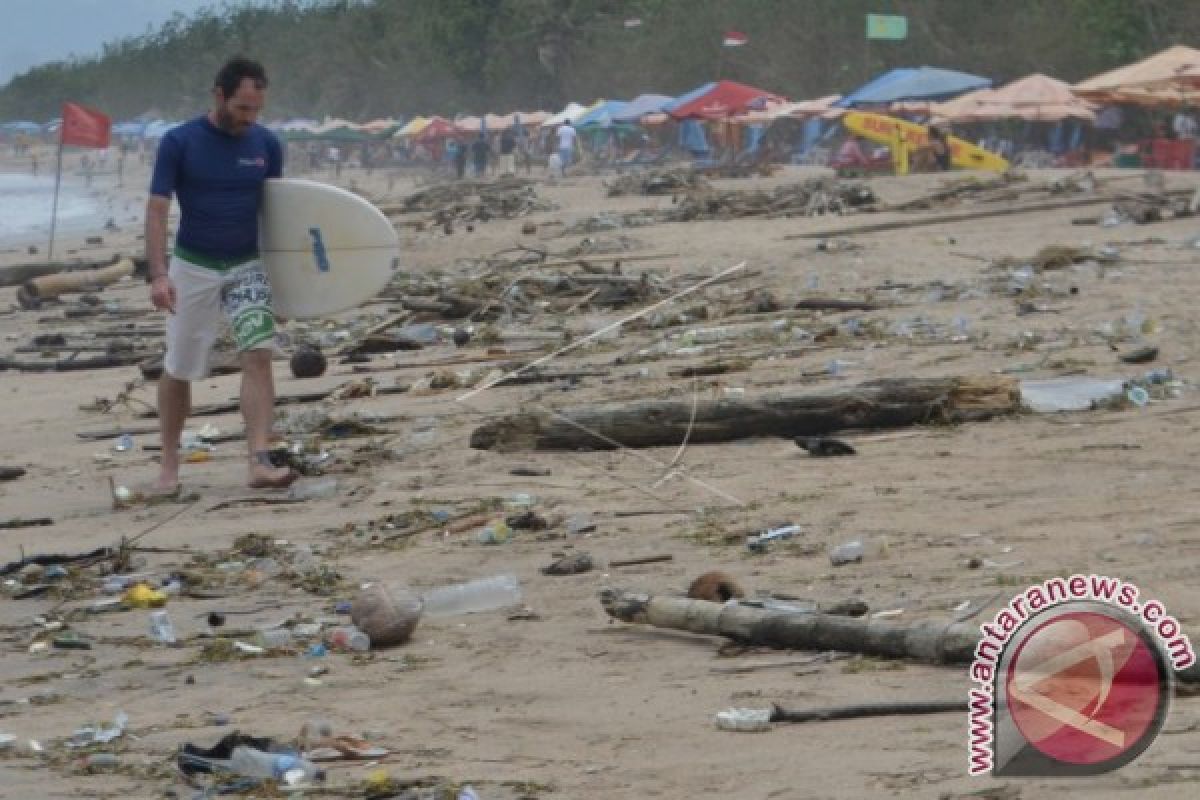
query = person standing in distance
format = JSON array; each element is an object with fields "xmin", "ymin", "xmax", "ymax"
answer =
[
  {"xmin": 556, "ymin": 120, "xmax": 578, "ymax": 174},
  {"xmin": 145, "ymin": 56, "xmax": 296, "ymax": 492}
]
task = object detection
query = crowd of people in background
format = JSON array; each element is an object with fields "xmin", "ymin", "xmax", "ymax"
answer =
[{"xmin": 7, "ymin": 101, "xmax": 1200, "ymax": 185}]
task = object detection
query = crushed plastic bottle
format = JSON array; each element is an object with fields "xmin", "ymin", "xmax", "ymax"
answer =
[
  {"xmin": 566, "ymin": 513, "xmax": 596, "ymax": 535},
  {"xmin": 113, "ymin": 434, "xmax": 133, "ymax": 453},
  {"xmin": 421, "ymin": 574, "xmax": 522, "ymax": 617},
  {"xmin": 395, "ymin": 323, "xmax": 440, "ymax": 345},
  {"xmin": 1126, "ymin": 386, "xmax": 1150, "ymax": 407},
  {"xmin": 288, "ymin": 477, "xmax": 338, "ymax": 502},
  {"xmin": 829, "ymin": 540, "xmax": 865, "ymax": 566},
  {"xmin": 148, "ymin": 610, "xmax": 176, "ymax": 644}
]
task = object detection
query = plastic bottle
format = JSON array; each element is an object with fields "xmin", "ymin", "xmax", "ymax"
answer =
[
  {"xmin": 288, "ymin": 478, "xmax": 338, "ymax": 501},
  {"xmin": 714, "ymin": 708, "xmax": 772, "ymax": 732},
  {"xmin": 420, "ymin": 574, "xmax": 522, "ymax": 617},
  {"xmin": 746, "ymin": 524, "xmax": 802, "ymax": 553},
  {"xmin": 83, "ymin": 753, "xmax": 118, "ymax": 768},
  {"xmin": 829, "ymin": 540, "xmax": 865, "ymax": 566},
  {"xmin": 257, "ymin": 628, "xmax": 293, "ymax": 649},
  {"xmin": 228, "ymin": 746, "xmax": 324, "ymax": 785},
  {"xmin": 326, "ymin": 625, "xmax": 370, "ymax": 652},
  {"xmin": 1127, "ymin": 386, "xmax": 1150, "ymax": 407}
]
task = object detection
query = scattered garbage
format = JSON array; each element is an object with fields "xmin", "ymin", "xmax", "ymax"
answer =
[
  {"xmin": 747, "ymin": 524, "xmax": 802, "ymax": 553},
  {"xmin": 68, "ymin": 711, "xmax": 128, "ymax": 747}
]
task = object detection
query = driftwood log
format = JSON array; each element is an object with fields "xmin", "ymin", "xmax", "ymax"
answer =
[
  {"xmin": 603, "ymin": 589, "xmax": 1200, "ymax": 685},
  {"xmin": 600, "ymin": 588, "xmax": 979, "ymax": 665},
  {"xmin": 0, "ymin": 254, "xmax": 122, "ymax": 288},
  {"xmin": 18, "ymin": 257, "xmax": 135, "ymax": 308},
  {"xmin": 0, "ymin": 351, "xmax": 154, "ymax": 372},
  {"xmin": 469, "ymin": 376, "xmax": 1020, "ymax": 451}
]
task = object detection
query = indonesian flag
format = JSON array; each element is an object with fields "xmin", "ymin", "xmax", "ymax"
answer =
[
  {"xmin": 61, "ymin": 102, "xmax": 111, "ymax": 149},
  {"xmin": 722, "ymin": 31, "xmax": 748, "ymax": 47}
]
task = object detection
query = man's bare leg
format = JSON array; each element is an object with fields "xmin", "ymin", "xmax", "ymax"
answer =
[
  {"xmin": 240, "ymin": 348, "xmax": 294, "ymax": 487},
  {"xmin": 156, "ymin": 374, "xmax": 190, "ymax": 490}
]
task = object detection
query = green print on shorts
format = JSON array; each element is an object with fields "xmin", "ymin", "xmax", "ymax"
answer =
[{"xmin": 221, "ymin": 268, "xmax": 275, "ymax": 351}]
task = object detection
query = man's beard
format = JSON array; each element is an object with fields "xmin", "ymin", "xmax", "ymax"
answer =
[{"xmin": 217, "ymin": 108, "xmax": 248, "ymax": 135}]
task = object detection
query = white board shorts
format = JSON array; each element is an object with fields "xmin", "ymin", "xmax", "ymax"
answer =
[{"xmin": 164, "ymin": 254, "xmax": 276, "ymax": 381}]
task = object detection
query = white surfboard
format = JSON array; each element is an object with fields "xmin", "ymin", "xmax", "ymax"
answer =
[{"xmin": 260, "ymin": 178, "xmax": 398, "ymax": 319}]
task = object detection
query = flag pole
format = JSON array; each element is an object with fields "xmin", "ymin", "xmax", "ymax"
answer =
[{"xmin": 47, "ymin": 125, "xmax": 65, "ymax": 261}]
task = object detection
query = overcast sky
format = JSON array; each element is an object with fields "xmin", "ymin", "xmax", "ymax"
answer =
[{"xmin": 1, "ymin": 0, "xmax": 249, "ymax": 86}]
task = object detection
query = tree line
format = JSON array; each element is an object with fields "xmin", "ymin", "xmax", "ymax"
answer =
[{"xmin": 0, "ymin": 0, "xmax": 1191, "ymax": 121}]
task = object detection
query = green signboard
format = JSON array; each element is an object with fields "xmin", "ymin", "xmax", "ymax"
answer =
[{"xmin": 866, "ymin": 13, "xmax": 908, "ymax": 40}]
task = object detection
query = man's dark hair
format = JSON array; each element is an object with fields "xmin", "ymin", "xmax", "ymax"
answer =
[{"xmin": 213, "ymin": 57, "xmax": 268, "ymax": 97}]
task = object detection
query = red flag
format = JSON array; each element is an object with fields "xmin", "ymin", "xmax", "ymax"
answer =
[
  {"xmin": 61, "ymin": 102, "xmax": 111, "ymax": 148},
  {"xmin": 722, "ymin": 31, "xmax": 748, "ymax": 47}
]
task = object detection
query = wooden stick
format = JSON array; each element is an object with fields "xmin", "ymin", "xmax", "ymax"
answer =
[
  {"xmin": 608, "ymin": 554, "xmax": 674, "ymax": 568},
  {"xmin": 534, "ymin": 252, "xmax": 679, "ymax": 269},
  {"xmin": 0, "ymin": 517, "xmax": 54, "ymax": 530},
  {"xmin": 784, "ymin": 195, "xmax": 1134, "ymax": 240},
  {"xmin": 710, "ymin": 653, "xmax": 842, "ymax": 674},
  {"xmin": 793, "ymin": 298, "xmax": 883, "ymax": 312},
  {"xmin": 769, "ymin": 700, "xmax": 968, "ymax": 724}
]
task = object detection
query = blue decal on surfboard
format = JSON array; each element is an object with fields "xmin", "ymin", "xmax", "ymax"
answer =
[{"xmin": 308, "ymin": 227, "xmax": 331, "ymax": 273}]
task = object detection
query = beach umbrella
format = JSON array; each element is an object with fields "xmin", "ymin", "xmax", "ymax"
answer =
[
  {"xmin": 575, "ymin": 100, "xmax": 630, "ymax": 128},
  {"xmin": 613, "ymin": 94, "xmax": 675, "ymax": 122},
  {"xmin": 1075, "ymin": 45, "xmax": 1200, "ymax": 106},
  {"xmin": 668, "ymin": 80, "xmax": 783, "ymax": 120},
  {"xmin": 954, "ymin": 74, "xmax": 1095, "ymax": 123},
  {"xmin": 837, "ymin": 67, "xmax": 991, "ymax": 107},
  {"xmin": 542, "ymin": 102, "xmax": 593, "ymax": 128}
]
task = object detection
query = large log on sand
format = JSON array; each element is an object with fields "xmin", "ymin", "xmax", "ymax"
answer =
[
  {"xmin": 17, "ymin": 258, "xmax": 135, "ymax": 308},
  {"xmin": 0, "ymin": 255, "xmax": 123, "ymax": 288},
  {"xmin": 600, "ymin": 588, "xmax": 980, "ymax": 665},
  {"xmin": 469, "ymin": 375, "xmax": 1019, "ymax": 451}
]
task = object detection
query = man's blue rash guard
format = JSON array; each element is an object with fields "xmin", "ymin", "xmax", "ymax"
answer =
[{"xmin": 149, "ymin": 116, "xmax": 283, "ymax": 265}]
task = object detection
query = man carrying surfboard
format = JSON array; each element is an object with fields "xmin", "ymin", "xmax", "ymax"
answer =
[{"xmin": 145, "ymin": 56, "xmax": 297, "ymax": 492}]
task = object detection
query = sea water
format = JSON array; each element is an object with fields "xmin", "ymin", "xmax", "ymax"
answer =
[{"xmin": 0, "ymin": 172, "xmax": 105, "ymax": 246}]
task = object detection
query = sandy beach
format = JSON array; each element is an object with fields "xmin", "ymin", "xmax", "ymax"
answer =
[{"xmin": 2, "ymin": 154, "xmax": 1200, "ymax": 799}]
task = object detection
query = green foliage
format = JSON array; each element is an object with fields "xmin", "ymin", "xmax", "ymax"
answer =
[{"xmin": 0, "ymin": 0, "xmax": 1192, "ymax": 120}]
